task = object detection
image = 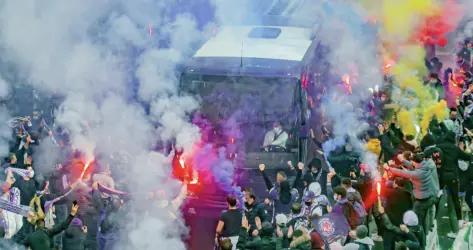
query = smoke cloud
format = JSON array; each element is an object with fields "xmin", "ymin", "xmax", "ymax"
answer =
[{"xmin": 0, "ymin": 1, "xmax": 209, "ymax": 249}]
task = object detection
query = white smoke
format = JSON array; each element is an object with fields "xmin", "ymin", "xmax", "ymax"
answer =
[
  {"xmin": 304, "ymin": 0, "xmax": 383, "ymax": 174},
  {"xmin": 0, "ymin": 1, "xmax": 206, "ymax": 249},
  {"xmin": 0, "ymin": 76, "xmax": 11, "ymax": 157}
]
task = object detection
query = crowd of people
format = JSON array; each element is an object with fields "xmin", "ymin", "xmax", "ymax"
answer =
[
  {"xmin": 214, "ymin": 39, "xmax": 473, "ymax": 250},
  {"xmin": 0, "ymin": 113, "xmax": 139, "ymax": 250}
]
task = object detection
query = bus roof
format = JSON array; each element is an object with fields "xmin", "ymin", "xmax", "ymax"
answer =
[{"xmin": 194, "ymin": 26, "xmax": 314, "ymax": 62}]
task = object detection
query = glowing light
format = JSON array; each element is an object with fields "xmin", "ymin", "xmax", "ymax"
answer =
[
  {"xmin": 376, "ymin": 182, "xmax": 381, "ymax": 196},
  {"xmin": 301, "ymin": 73, "xmax": 309, "ymax": 89},
  {"xmin": 230, "ymin": 137, "xmax": 235, "ymax": 144},
  {"xmin": 79, "ymin": 160, "xmax": 93, "ymax": 180},
  {"xmin": 179, "ymin": 158, "xmax": 185, "ymax": 169},
  {"xmin": 189, "ymin": 170, "xmax": 199, "ymax": 184},
  {"xmin": 342, "ymin": 74, "xmax": 352, "ymax": 94}
]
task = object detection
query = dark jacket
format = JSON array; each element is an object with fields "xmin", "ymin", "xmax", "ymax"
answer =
[
  {"xmin": 236, "ymin": 225, "xmax": 281, "ymax": 250},
  {"xmin": 437, "ymin": 132, "xmax": 473, "ymax": 181},
  {"xmin": 379, "ymin": 133, "xmax": 396, "ymax": 162},
  {"xmin": 63, "ymin": 225, "xmax": 86, "ymax": 250},
  {"xmin": 385, "ymin": 186, "xmax": 413, "ymax": 226},
  {"xmin": 327, "ymin": 150, "xmax": 359, "ymax": 179},
  {"xmin": 261, "ymin": 169, "xmax": 300, "ymax": 216},
  {"xmin": 380, "ymin": 213, "xmax": 421, "ymax": 250},
  {"xmin": 24, "ymin": 214, "xmax": 74, "ymax": 250}
]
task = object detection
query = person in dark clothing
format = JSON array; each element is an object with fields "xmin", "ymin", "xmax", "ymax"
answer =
[
  {"xmin": 9, "ymin": 166, "xmax": 38, "ymax": 206},
  {"xmin": 384, "ymin": 178, "xmax": 414, "ymax": 227},
  {"xmin": 216, "ymin": 195, "xmax": 242, "ymax": 249},
  {"xmin": 378, "ymin": 206, "xmax": 422, "ymax": 250},
  {"xmin": 327, "ymin": 144, "xmax": 360, "ymax": 187},
  {"xmin": 24, "ymin": 202, "xmax": 78, "ymax": 250},
  {"xmin": 436, "ymin": 131, "xmax": 472, "ymax": 236},
  {"xmin": 302, "ymin": 158, "xmax": 325, "ymax": 191},
  {"xmin": 458, "ymin": 39, "xmax": 472, "ymax": 68},
  {"xmin": 381, "ymin": 178, "xmax": 414, "ymax": 250},
  {"xmin": 259, "ymin": 163, "xmax": 300, "ymax": 218},
  {"xmin": 236, "ymin": 220, "xmax": 279, "ymax": 250},
  {"xmin": 242, "ymin": 189, "xmax": 266, "ymax": 236},
  {"xmin": 378, "ymin": 123, "xmax": 397, "ymax": 162},
  {"xmin": 63, "ymin": 218, "xmax": 87, "ymax": 250}
]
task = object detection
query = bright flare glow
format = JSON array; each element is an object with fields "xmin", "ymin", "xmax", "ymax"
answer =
[
  {"xmin": 179, "ymin": 158, "xmax": 185, "ymax": 169},
  {"xmin": 376, "ymin": 182, "xmax": 381, "ymax": 196},
  {"xmin": 79, "ymin": 160, "xmax": 93, "ymax": 180},
  {"xmin": 189, "ymin": 170, "xmax": 199, "ymax": 184}
]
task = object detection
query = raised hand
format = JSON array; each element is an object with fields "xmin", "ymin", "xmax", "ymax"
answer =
[
  {"xmin": 297, "ymin": 162, "xmax": 304, "ymax": 171},
  {"xmin": 258, "ymin": 164, "xmax": 266, "ymax": 172},
  {"xmin": 71, "ymin": 202, "xmax": 79, "ymax": 216}
]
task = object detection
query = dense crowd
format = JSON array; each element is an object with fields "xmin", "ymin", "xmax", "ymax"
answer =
[
  {"xmin": 0, "ymin": 114, "xmax": 135, "ymax": 250},
  {"xmin": 214, "ymin": 39, "xmax": 473, "ymax": 250}
]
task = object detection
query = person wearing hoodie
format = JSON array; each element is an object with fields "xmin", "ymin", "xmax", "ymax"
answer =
[
  {"xmin": 236, "ymin": 220, "xmax": 280, "ymax": 250},
  {"xmin": 384, "ymin": 178, "xmax": 414, "ymax": 227},
  {"xmin": 384, "ymin": 154, "xmax": 438, "ymax": 235},
  {"xmin": 259, "ymin": 163, "xmax": 300, "ymax": 219},
  {"xmin": 343, "ymin": 225, "xmax": 374, "ymax": 250},
  {"xmin": 63, "ymin": 217, "xmax": 87, "ymax": 250},
  {"xmin": 378, "ymin": 206, "xmax": 423, "ymax": 250},
  {"xmin": 24, "ymin": 202, "xmax": 78, "ymax": 250},
  {"xmin": 437, "ymin": 131, "xmax": 473, "ymax": 237},
  {"xmin": 302, "ymin": 158, "xmax": 327, "ymax": 195},
  {"xmin": 377, "ymin": 122, "xmax": 397, "ymax": 162},
  {"xmin": 327, "ymin": 144, "xmax": 360, "ymax": 188},
  {"xmin": 301, "ymin": 182, "xmax": 330, "ymax": 227}
]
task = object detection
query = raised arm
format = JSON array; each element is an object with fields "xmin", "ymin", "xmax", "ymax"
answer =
[
  {"xmin": 259, "ymin": 164, "xmax": 273, "ymax": 190},
  {"xmin": 48, "ymin": 202, "xmax": 78, "ymax": 236},
  {"xmin": 292, "ymin": 162, "xmax": 304, "ymax": 189}
]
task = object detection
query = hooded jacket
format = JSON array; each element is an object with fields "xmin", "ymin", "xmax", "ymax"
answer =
[
  {"xmin": 63, "ymin": 223, "xmax": 86, "ymax": 250},
  {"xmin": 437, "ymin": 132, "xmax": 473, "ymax": 180},
  {"xmin": 24, "ymin": 214, "xmax": 74, "ymax": 250},
  {"xmin": 236, "ymin": 223, "xmax": 280, "ymax": 250},
  {"xmin": 262, "ymin": 169, "xmax": 300, "ymax": 218},
  {"xmin": 379, "ymin": 213, "xmax": 421, "ymax": 250},
  {"xmin": 388, "ymin": 159, "xmax": 438, "ymax": 200}
]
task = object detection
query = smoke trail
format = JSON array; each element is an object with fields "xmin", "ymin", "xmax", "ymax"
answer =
[{"xmin": 300, "ymin": 1, "xmax": 383, "ymax": 175}]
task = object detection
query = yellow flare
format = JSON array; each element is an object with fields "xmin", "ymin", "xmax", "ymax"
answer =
[
  {"xmin": 420, "ymin": 100, "xmax": 448, "ymax": 135},
  {"xmin": 397, "ymin": 110, "xmax": 417, "ymax": 136}
]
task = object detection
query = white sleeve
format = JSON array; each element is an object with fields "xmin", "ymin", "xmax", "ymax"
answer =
[{"xmin": 271, "ymin": 132, "xmax": 288, "ymax": 147}]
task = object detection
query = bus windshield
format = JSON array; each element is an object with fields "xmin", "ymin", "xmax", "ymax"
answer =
[{"xmin": 180, "ymin": 74, "xmax": 299, "ymax": 151}]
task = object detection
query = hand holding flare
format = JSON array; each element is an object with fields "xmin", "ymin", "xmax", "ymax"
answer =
[{"xmin": 376, "ymin": 181, "xmax": 382, "ymax": 211}]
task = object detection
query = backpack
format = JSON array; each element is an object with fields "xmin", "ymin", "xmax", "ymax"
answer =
[
  {"xmin": 347, "ymin": 191, "xmax": 367, "ymax": 226},
  {"xmin": 343, "ymin": 201, "xmax": 363, "ymax": 229}
]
